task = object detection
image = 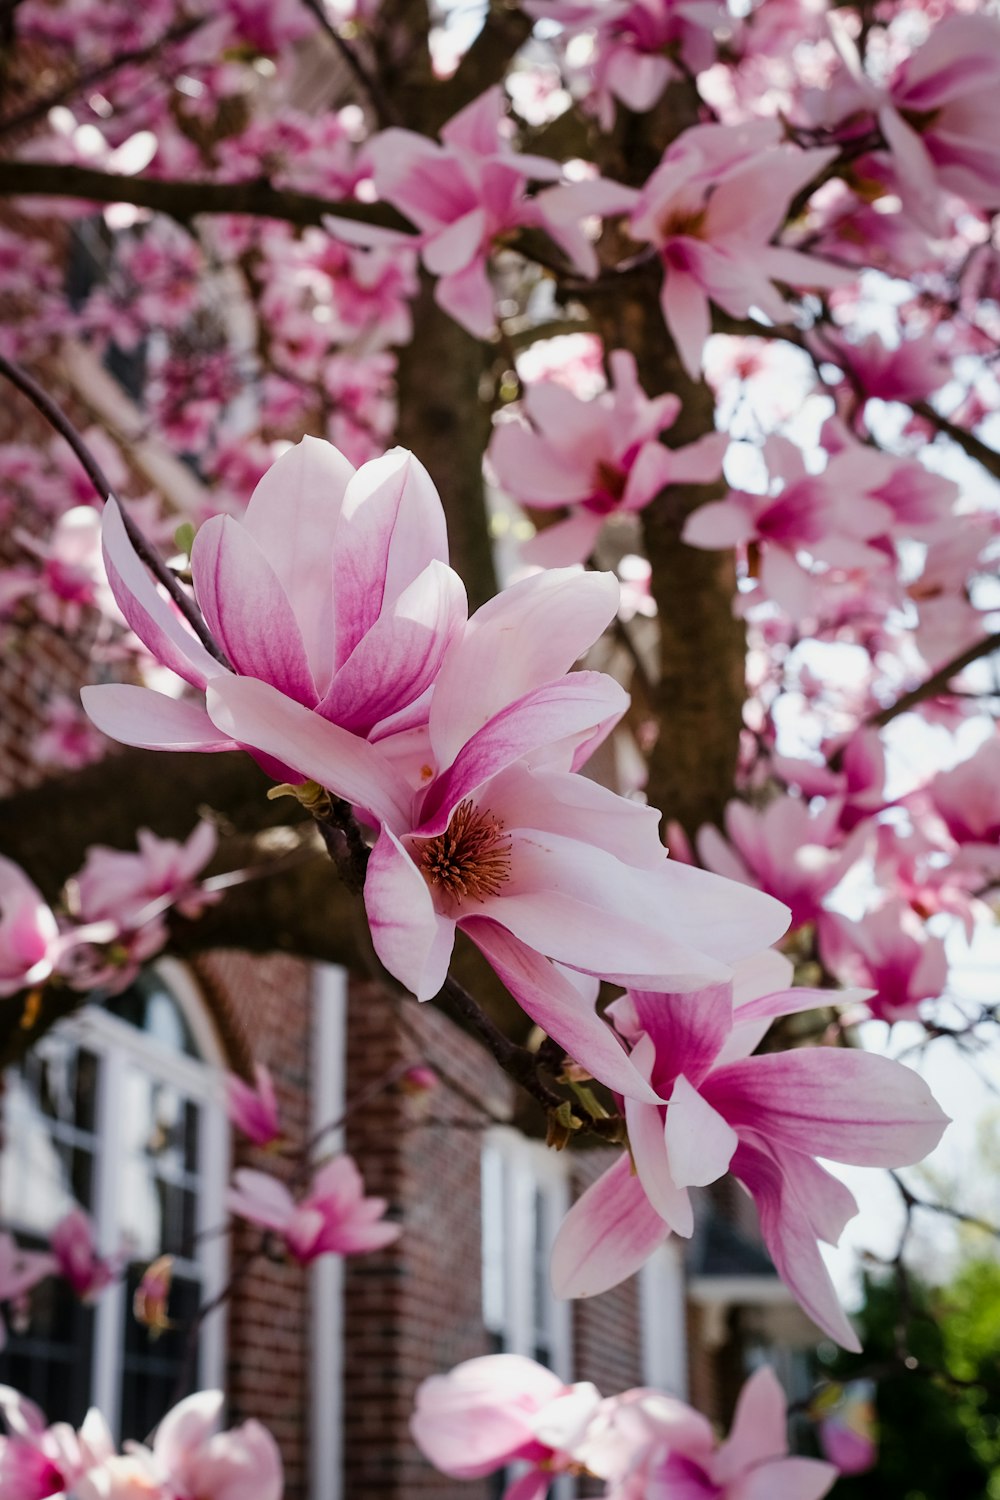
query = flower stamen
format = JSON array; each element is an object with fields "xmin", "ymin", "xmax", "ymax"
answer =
[{"xmin": 416, "ymin": 800, "xmax": 512, "ymax": 905}]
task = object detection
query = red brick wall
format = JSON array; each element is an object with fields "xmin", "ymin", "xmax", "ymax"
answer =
[
  {"xmin": 342, "ymin": 980, "xmax": 513, "ymax": 1500},
  {"xmin": 570, "ymin": 1151, "xmax": 644, "ymax": 1399}
]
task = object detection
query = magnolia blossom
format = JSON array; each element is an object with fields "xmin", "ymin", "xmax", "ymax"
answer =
[
  {"xmin": 0, "ymin": 858, "xmax": 59, "ymax": 998},
  {"xmin": 227, "ymin": 1155, "xmax": 400, "ymax": 1264},
  {"xmin": 74, "ymin": 1390, "xmax": 283, "ymax": 1500},
  {"xmin": 0, "ymin": 1387, "xmax": 114, "ymax": 1500},
  {"xmin": 489, "ymin": 349, "xmax": 727, "ymax": 566},
  {"xmin": 810, "ymin": 328, "xmax": 949, "ymax": 406},
  {"xmin": 834, "ymin": 13, "xmax": 1000, "ymax": 233},
  {"xmin": 206, "ymin": 569, "xmax": 789, "ymax": 1103},
  {"xmin": 0, "ymin": 1235, "xmax": 56, "ymax": 1351},
  {"xmin": 331, "ymin": 88, "xmax": 633, "ymax": 338},
  {"xmin": 525, "ymin": 0, "xmax": 724, "ymax": 129},
  {"xmin": 927, "ymin": 735, "xmax": 1000, "ymax": 859},
  {"xmin": 224, "ymin": 1062, "xmax": 282, "ymax": 1148},
  {"xmin": 682, "ymin": 433, "xmax": 902, "ymax": 620},
  {"xmin": 819, "ymin": 900, "xmax": 949, "ymax": 1024},
  {"xmin": 73, "ymin": 821, "xmax": 218, "ymax": 929},
  {"xmin": 579, "ymin": 1368, "xmax": 837, "ymax": 1500},
  {"xmin": 82, "ymin": 437, "xmax": 466, "ymax": 768},
  {"xmin": 411, "ymin": 1353, "xmax": 601, "ymax": 1500},
  {"xmin": 697, "ymin": 795, "xmax": 866, "ymax": 929},
  {"xmin": 50, "ymin": 1208, "xmax": 118, "ymax": 1301},
  {"xmin": 551, "ymin": 954, "xmax": 948, "ymax": 1348},
  {"xmin": 621, "ymin": 121, "xmax": 847, "ymax": 378}
]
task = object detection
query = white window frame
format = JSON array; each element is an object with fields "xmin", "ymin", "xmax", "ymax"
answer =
[
  {"xmin": 3, "ymin": 961, "xmax": 230, "ymax": 1438},
  {"xmin": 639, "ymin": 1242, "xmax": 689, "ymax": 1398},
  {"xmin": 481, "ymin": 1127, "xmax": 572, "ymax": 1381},
  {"xmin": 310, "ymin": 964, "xmax": 347, "ymax": 1500}
]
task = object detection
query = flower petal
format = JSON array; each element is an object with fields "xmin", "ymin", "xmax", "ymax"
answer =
[
  {"xmin": 192, "ymin": 516, "xmax": 317, "ymax": 704},
  {"xmin": 81, "ymin": 684, "xmax": 237, "ymax": 753},
  {"xmin": 242, "ymin": 436, "xmax": 355, "ymax": 692},
  {"xmin": 102, "ymin": 499, "xmax": 222, "ymax": 690},
  {"xmin": 429, "ymin": 568, "xmax": 619, "ymax": 770},
  {"xmin": 205, "ymin": 676, "xmax": 411, "ymax": 827},
  {"xmin": 551, "ymin": 1154, "xmax": 670, "ymax": 1298},
  {"xmin": 334, "ymin": 449, "xmax": 450, "ymax": 668},
  {"xmin": 462, "ymin": 918, "xmax": 660, "ymax": 1102},
  {"xmin": 731, "ymin": 1140, "xmax": 861, "ymax": 1351},
  {"xmin": 319, "ymin": 560, "xmax": 466, "ymax": 735},
  {"xmin": 664, "ymin": 1074, "xmax": 739, "ymax": 1188},
  {"xmin": 420, "ymin": 674, "xmax": 628, "ymax": 833},
  {"xmin": 366, "ymin": 827, "xmax": 455, "ymax": 1000},
  {"xmin": 703, "ymin": 1049, "xmax": 949, "ymax": 1167}
]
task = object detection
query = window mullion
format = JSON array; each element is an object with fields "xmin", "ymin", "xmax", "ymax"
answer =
[{"xmin": 92, "ymin": 1043, "xmax": 125, "ymax": 1437}]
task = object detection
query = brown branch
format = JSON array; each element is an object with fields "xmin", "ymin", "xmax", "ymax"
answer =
[
  {"xmin": 912, "ymin": 400, "xmax": 1000, "ymax": 482},
  {"xmin": 866, "ymin": 629, "xmax": 1000, "ymax": 730},
  {"xmin": 0, "ymin": 18, "xmax": 203, "ymax": 139},
  {"xmin": 0, "ymin": 158, "xmax": 410, "ymax": 232},
  {"xmin": 0, "ymin": 350, "xmax": 231, "ymax": 671},
  {"xmin": 297, "ymin": 0, "xmax": 401, "ymax": 126}
]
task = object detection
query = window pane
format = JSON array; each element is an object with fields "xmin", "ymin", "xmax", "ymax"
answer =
[
  {"xmin": 119, "ymin": 1268, "xmax": 201, "ymax": 1443},
  {"xmin": 0, "ymin": 1246, "xmax": 95, "ymax": 1427}
]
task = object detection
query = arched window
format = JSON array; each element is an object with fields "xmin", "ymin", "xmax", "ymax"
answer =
[{"xmin": 0, "ymin": 961, "xmax": 229, "ymax": 1439}]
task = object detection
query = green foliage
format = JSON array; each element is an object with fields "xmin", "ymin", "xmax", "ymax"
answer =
[{"xmin": 822, "ymin": 1264, "xmax": 1000, "ymax": 1500}]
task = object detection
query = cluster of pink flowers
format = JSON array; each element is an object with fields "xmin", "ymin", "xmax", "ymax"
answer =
[
  {"xmin": 0, "ymin": 1387, "xmax": 282, "ymax": 1500},
  {"xmin": 79, "ymin": 435, "xmax": 951, "ymax": 1348},
  {"xmin": 0, "ymin": 822, "xmax": 219, "ymax": 1000},
  {"xmin": 412, "ymin": 1355, "xmax": 840, "ymax": 1500}
]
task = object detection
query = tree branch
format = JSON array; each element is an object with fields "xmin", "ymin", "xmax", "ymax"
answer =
[
  {"xmin": 297, "ymin": 0, "xmax": 401, "ymax": 127},
  {"xmin": 0, "ymin": 350, "xmax": 231, "ymax": 671},
  {"xmin": 0, "ymin": 158, "xmax": 410, "ymax": 232},
  {"xmin": 0, "ymin": 18, "xmax": 203, "ymax": 139},
  {"xmin": 866, "ymin": 629, "xmax": 1000, "ymax": 730},
  {"xmin": 912, "ymin": 400, "xmax": 1000, "ymax": 482}
]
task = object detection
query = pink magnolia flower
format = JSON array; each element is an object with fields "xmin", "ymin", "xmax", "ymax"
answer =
[
  {"xmin": 489, "ymin": 349, "xmax": 727, "ymax": 566},
  {"xmin": 75, "ymin": 1390, "xmax": 283, "ymax": 1500},
  {"xmin": 877, "ymin": 15, "xmax": 1000, "ymax": 233},
  {"xmin": 810, "ymin": 328, "xmax": 949, "ymax": 406},
  {"xmin": 73, "ymin": 821, "xmax": 218, "ymax": 930},
  {"xmin": 551, "ymin": 956, "xmax": 948, "ymax": 1347},
  {"xmin": 0, "ymin": 858, "xmax": 59, "ymax": 998},
  {"xmin": 697, "ymin": 795, "xmax": 867, "ymax": 929},
  {"xmin": 33, "ymin": 694, "xmax": 106, "ymax": 772},
  {"xmin": 50, "ymin": 1208, "xmax": 119, "ymax": 1301},
  {"xmin": 205, "ymin": 568, "xmax": 788, "ymax": 1103},
  {"xmin": 333, "ymin": 88, "xmax": 633, "ymax": 338},
  {"xmin": 580, "ymin": 1368, "xmax": 837, "ymax": 1500},
  {"xmin": 0, "ymin": 1387, "xmax": 114, "ymax": 1500},
  {"xmin": 15, "ymin": 506, "xmax": 109, "ymax": 633},
  {"xmin": 623, "ymin": 121, "xmax": 848, "ymax": 378},
  {"xmin": 412, "ymin": 1354, "xmax": 601, "ymax": 1500},
  {"xmin": 227, "ymin": 1155, "xmax": 400, "ymax": 1264},
  {"xmin": 819, "ymin": 899, "xmax": 949, "ymax": 1024},
  {"xmin": 682, "ymin": 433, "xmax": 898, "ymax": 620},
  {"xmin": 82, "ymin": 438, "xmax": 466, "ymax": 768},
  {"xmin": 525, "ymin": 0, "xmax": 724, "ymax": 130},
  {"xmin": 224, "ymin": 1063, "xmax": 281, "ymax": 1148},
  {"xmin": 773, "ymin": 727, "xmax": 887, "ymax": 835},
  {"xmin": 927, "ymin": 735, "xmax": 1000, "ymax": 855},
  {"xmin": 0, "ymin": 1235, "xmax": 56, "ymax": 1351}
]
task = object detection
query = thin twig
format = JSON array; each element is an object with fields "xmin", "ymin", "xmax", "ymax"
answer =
[
  {"xmin": 0, "ymin": 18, "xmax": 202, "ymax": 138},
  {"xmin": 0, "ymin": 351, "xmax": 232, "ymax": 669},
  {"xmin": 297, "ymin": 0, "xmax": 400, "ymax": 126},
  {"xmin": 865, "ymin": 629, "xmax": 1000, "ymax": 731}
]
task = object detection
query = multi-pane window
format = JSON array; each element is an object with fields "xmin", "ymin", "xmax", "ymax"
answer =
[
  {"xmin": 481, "ymin": 1128, "xmax": 571, "ymax": 1378},
  {"xmin": 481, "ymin": 1129, "xmax": 574, "ymax": 1498},
  {"xmin": 0, "ymin": 963, "xmax": 229, "ymax": 1438}
]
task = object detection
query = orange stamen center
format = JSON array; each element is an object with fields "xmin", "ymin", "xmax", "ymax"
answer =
[{"xmin": 416, "ymin": 799, "xmax": 512, "ymax": 905}]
